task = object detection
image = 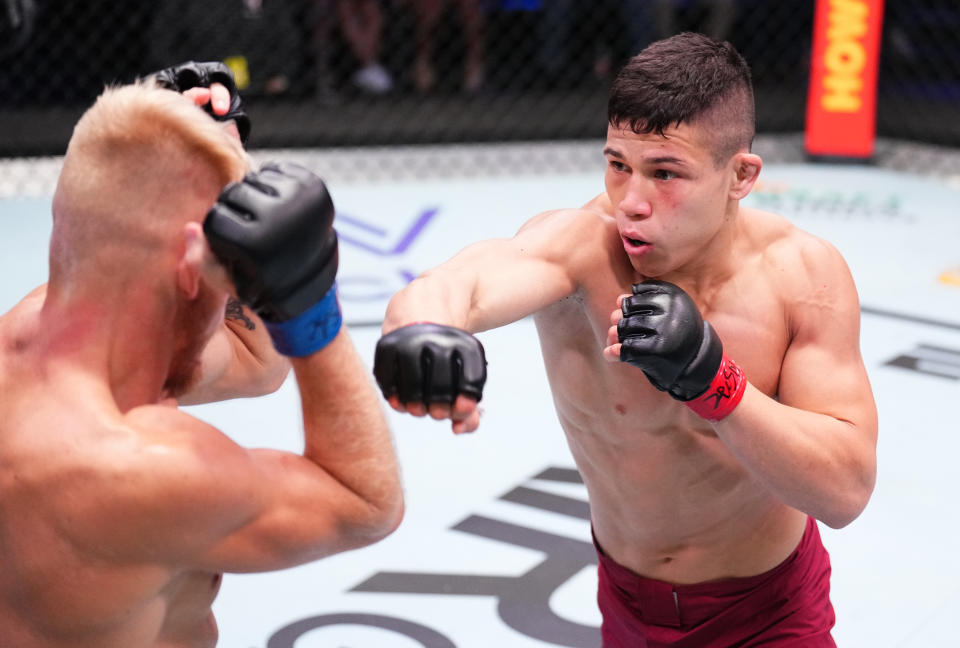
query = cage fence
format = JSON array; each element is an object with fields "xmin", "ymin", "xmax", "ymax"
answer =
[{"xmin": 1, "ymin": 0, "xmax": 959, "ymax": 183}]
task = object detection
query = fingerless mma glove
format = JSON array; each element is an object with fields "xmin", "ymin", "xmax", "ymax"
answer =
[
  {"xmin": 148, "ymin": 60, "xmax": 251, "ymax": 143},
  {"xmin": 618, "ymin": 280, "xmax": 746, "ymax": 421},
  {"xmin": 373, "ymin": 323, "xmax": 487, "ymax": 405},
  {"xmin": 204, "ymin": 162, "xmax": 341, "ymax": 357}
]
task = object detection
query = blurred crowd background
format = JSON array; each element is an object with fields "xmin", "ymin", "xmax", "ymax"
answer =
[{"xmin": 1, "ymin": 1, "xmax": 959, "ymax": 171}]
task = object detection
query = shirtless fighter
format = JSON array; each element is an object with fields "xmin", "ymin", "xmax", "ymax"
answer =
[
  {"xmin": 373, "ymin": 33, "xmax": 877, "ymax": 646},
  {"xmin": 0, "ymin": 77, "xmax": 402, "ymax": 646}
]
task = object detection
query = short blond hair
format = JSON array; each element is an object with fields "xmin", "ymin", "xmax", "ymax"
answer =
[{"xmin": 51, "ymin": 81, "xmax": 249, "ymax": 282}]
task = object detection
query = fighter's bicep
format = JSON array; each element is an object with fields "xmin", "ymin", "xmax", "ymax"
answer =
[
  {"xmin": 464, "ymin": 212, "xmax": 584, "ymax": 326},
  {"xmin": 110, "ymin": 412, "xmax": 368, "ymax": 573},
  {"xmin": 776, "ymin": 251, "xmax": 876, "ymax": 430},
  {"xmin": 191, "ymin": 447, "xmax": 376, "ymax": 573},
  {"xmin": 778, "ymin": 336, "xmax": 872, "ymax": 425}
]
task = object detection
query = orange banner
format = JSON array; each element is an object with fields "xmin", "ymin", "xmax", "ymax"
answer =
[{"xmin": 805, "ymin": 0, "xmax": 885, "ymax": 158}]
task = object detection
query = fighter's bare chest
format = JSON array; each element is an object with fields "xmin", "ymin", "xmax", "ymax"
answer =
[{"xmin": 538, "ymin": 279, "xmax": 789, "ymax": 406}]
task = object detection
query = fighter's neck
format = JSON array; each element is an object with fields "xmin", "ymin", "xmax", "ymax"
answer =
[
  {"xmin": 37, "ymin": 285, "xmax": 179, "ymax": 412},
  {"xmin": 652, "ymin": 212, "xmax": 746, "ymax": 299}
]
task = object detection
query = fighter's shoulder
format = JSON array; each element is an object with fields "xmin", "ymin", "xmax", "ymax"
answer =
[
  {"xmin": 0, "ymin": 286, "xmax": 47, "ymax": 379},
  {"xmin": 57, "ymin": 405, "xmax": 256, "ymax": 563},
  {"xmin": 747, "ymin": 208, "xmax": 847, "ymax": 276},
  {"xmin": 518, "ymin": 196, "xmax": 613, "ymax": 239},
  {"xmin": 513, "ymin": 206, "xmax": 612, "ymax": 280},
  {"xmin": 122, "ymin": 403, "xmax": 246, "ymax": 464},
  {"xmin": 0, "ymin": 283, "xmax": 46, "ymax": 329},
  {"xmin": 101, "ymin": 405, "xmax": 257, "ymax": 514},
  {"xmin": 744, "ymin": 208, "xmax": 856, "ymax": 325},
  {"xmin": 122, "ymin": 404, "xmax": 254, "ymax": 501}
]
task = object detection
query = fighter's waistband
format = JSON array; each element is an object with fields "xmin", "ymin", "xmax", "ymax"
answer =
[{"xmin": 593, "ymin": 516, "xmax": 821, "ymax": 625}]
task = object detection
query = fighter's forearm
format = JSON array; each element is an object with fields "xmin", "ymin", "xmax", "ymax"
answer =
[
  {"xmin": 292, "ymin": 328, "xmax": 403, "ymax": 540},
  {"xmin": 382, "ymin": 267, "xmax": 477, "ymax": 334},
  {"xmin": 383, "ymin": 236, "xmax": 570, "ymax": 335},
  {"xmin": 714, "ymin": 384, "xmax": 877, "ymax": 529}
]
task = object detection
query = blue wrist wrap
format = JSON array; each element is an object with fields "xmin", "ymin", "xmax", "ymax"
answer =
[{"xmin": 264, "ymin": 286, "xmax": 342, "ymax": 357}]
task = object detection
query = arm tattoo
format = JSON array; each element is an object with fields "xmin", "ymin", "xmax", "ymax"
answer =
[{"xmin": 225, "ymin": 298, "xmax": 256, "ymax": 331}]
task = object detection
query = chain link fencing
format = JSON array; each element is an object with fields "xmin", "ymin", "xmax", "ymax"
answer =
[{"xmin": 1, "ymin": 1, "xmax": 959, "ymax": 182}]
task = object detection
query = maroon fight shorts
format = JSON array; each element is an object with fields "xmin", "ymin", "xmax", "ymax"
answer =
[{"xmin": 595, "ymin": 516, "xmax": 836, "ymax": 647}]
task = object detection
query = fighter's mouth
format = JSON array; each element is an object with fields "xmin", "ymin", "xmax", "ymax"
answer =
[{"xmin": 626, "ymin": 237, "xmax": 648, "ymax": 246}]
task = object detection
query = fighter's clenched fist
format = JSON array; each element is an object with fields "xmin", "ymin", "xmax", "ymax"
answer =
[
  {"xmin": 374, "ymin": 323, "xmax": 487, "ymax": 434},
  {"xmin": 204, "ymin": 162, "xmax": 341, "ymax": 357},
  {"xmin": 147, "ymin": 60, "xmax": 252, "ymax": 143},
  {"xmin": 605, "ymin": 280, "xmax": 746, "ymax": 421}
]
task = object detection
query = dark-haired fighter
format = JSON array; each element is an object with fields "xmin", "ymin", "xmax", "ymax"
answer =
[{"xmin": 374, "ymin": 32, "xmax": 876, "ymax": 647}]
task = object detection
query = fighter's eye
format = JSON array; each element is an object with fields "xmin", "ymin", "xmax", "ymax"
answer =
[{"xmin": 654, "ymin": 169, "xmax": 677, "ymax": 181}]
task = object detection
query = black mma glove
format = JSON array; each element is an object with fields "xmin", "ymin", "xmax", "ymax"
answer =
[
  {"xmin": 204, "ymin": 162, "xmax": 340, "ymax": 356},
  {"xmin": 374, "ymin": 324, "xmax": 487, "ymax": 405},
  {"xmin": 618, "ymin": 280, "xmax": 745, "ymax": 421},
  {"xmin": 147, "ymin": 61, "xmax": 251, "ymax": 143}
]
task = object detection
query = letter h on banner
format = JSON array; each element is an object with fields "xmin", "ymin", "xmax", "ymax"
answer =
[{"xmin": 805, "ymin": 0, "xmax": 885, "ymax": 159}]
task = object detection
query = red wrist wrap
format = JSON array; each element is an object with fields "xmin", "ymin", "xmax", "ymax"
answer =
[{"xmin": 685, "ymin": 354, "xmax": 746, "ymax": 422}]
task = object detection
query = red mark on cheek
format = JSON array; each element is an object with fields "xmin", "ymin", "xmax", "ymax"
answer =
[{"xmin": 615, "ymin": 404, "xmax": 627, "ymax": 416}]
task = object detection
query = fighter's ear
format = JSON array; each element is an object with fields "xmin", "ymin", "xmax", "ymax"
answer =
[
  {"xmin": 177, "ymin": 222, "xmax": 205, "ymax": 300},
  {"xmin": 729, "ymin": 152, "xmax": 762, "ymax": 200}
]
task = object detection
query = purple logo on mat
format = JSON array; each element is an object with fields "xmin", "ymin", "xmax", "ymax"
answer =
[
  {"xmin": 337, "ymin": 208, "xmax": 438, "ymax": 257},
  {"xmin": 334, "ymin": 207, "xmax": 438, "ymax": 305}
]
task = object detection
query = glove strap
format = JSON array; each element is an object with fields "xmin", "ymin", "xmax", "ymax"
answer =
[
  {"xmin": 264, "ymin": 286, "xmax": 342, "ymax": 357},
  {"xmin": 685, "ymin": 354, "xmax": 746, "ymax": 422}
]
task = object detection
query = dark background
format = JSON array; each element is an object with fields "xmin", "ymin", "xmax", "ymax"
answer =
[{"xmin": 1, "ymin": 1, "xmax": 957, "ymax": 157}]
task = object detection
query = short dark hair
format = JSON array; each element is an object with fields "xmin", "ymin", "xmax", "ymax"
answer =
[{"xmin": 607, "ymin": 32, "xmax": 755, "ymax": 164}]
